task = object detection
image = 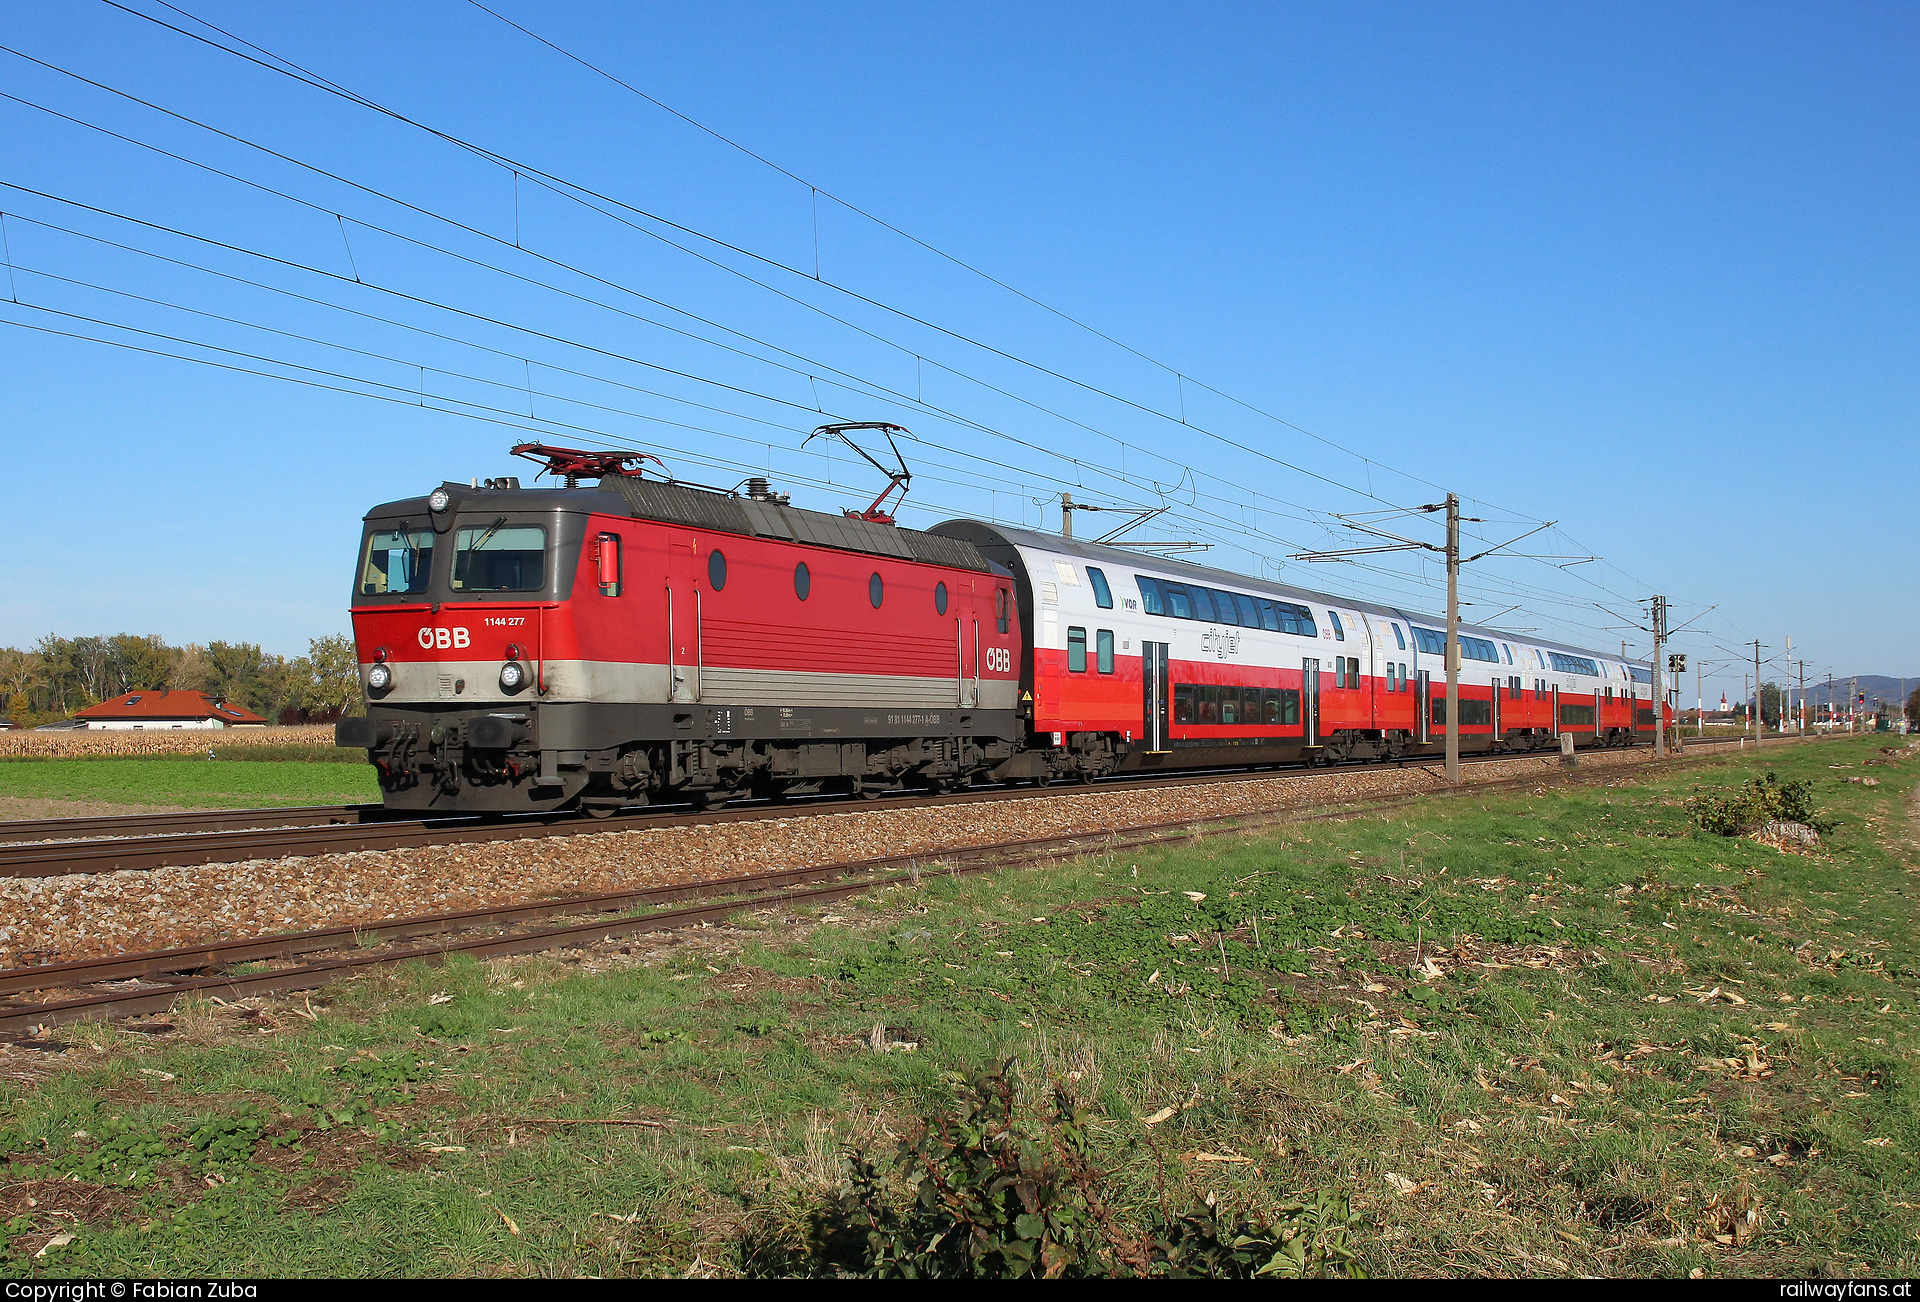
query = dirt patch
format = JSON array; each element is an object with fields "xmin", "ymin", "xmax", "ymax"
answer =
[{"xmin": 0, "ymin": 795, "xmax": 189, "ymax": 821}]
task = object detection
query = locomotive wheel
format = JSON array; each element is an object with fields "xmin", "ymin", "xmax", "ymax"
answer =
[{"xmin": 691, "ymin": 789, "xmax": 735, "ymax": 812}]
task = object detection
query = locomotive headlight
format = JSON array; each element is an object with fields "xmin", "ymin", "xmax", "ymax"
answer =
[
  {"xmin": 499, "ymin": 661, "xmax": 527, "ymax": 692},
  {"xmin": 428, "ymin": 487, "xmax": 452, "ymax": 513},
  {"xmin": 367, "ymin": 662, "xmax": 393, "ymax": 691}
]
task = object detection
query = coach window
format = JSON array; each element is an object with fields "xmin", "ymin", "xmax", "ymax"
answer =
[
  {"xmin": 1164, "ymin": 583, "xmax": 1194, "ymax": 620},
  {"xmin": 592, "ymin": 533, "xmax": 622, "ymax": 597},
  {"xmin": 1136, "ymin": 576, "xmax": 1165, "ymax": 615},
  {"xmin": 1087, "ymin": 567, "xmax": 1113, "ymax": 609},
  {"xmin": 1387, "ymin": 663, "xmax": 1397, "ymax": 693},
  {"xmin": 934, "ymin": 581, "xmax": 948, "ymax": 615},
  {"xmin": 1328, "ymin": 611, "xmax": 1345, "ymax": 641},
  {"xmin": 1502, "ymin": 643, "xmax": 1513, "ymax": 665},
  {"xmin": 1220, "ymin": 686, "xmax": 1240, "ymax": 725},
  {"xmin": 793, "ymin": 562, "xmax": 811, "ymax": 600},
  {"xmin": 708, "ymin": 549, "xmax": 727, "ymax": 591},
  {"xmin": 1392, "ymin": 623, "xmax": 1406, "ymax": 651},
  {"xmin": 1255, "ymin": 599, "xmax": 1281, "ymax": 632},
  {"xmin": 869, "ymin": 573, "xmax": 885, "ymax": 609},
  {"xmin": 1198, "ymin": 685, "xmax": 1220, "ymax": 725},
  {"xmin": 1174, "ymin": 684, "xmax": 1195, "ymax": 725},
  {"xmin": 1232, "ymin": 593, "xmax": 1259, "ymax": 627},
  {"xmin": 1067, "ymin": 626, "xmax": 1087, "ymax": 673},
  {"xmin": 1186, "ymin": 587, "xmax": 1216, "ymax": 622},
  {"xmin": 1096, "ymin": 629, "xmax": 1114, "ymax": 674}
]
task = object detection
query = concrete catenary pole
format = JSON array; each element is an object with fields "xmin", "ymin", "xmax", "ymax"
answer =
[
  {"xmin": 1445, "ymin": 493, "xmax": 1461, "ymax": 784},
  {"xmin": 1651, "ymin": 595, "xmax": 1666, "ymax": 758},
  {"xmin": 1752, "ymin": 641, "xmax": 1763, "ymax": 745}
]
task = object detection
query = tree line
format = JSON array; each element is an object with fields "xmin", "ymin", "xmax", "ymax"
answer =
[{"xmin": 0, "ymin": 634, "xmax": 362, "ymax": 727}]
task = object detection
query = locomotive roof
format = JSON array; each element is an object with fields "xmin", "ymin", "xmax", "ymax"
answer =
[
  {"xmin": 935, "ymin": 521, "xmax": 1642, "ymax": 669},
  {"xmin": 597, "ymin": 477, "xmax": 991, "ymax": 572},
  {"xmin": 363, "ymin": 479, "xmax": 992, "ymax": 573}
]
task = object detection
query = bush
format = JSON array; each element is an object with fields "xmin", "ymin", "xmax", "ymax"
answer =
[
  {"xmin": 753, "ymin": 1061, "xmax": 1364, "ymax": 1279},
  {"xmin": 1688, "ymin": 771, "xmax": 1834, "ymax": 836}
]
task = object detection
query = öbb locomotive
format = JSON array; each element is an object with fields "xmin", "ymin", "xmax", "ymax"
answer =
[{"xmin": 336, "ymin": 442, "xmax": 1666, "ymax": 814}]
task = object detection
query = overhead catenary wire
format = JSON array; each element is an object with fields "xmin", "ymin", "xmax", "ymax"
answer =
[{"xmin": 8, "ymin": 9, "xmax": 1674, "ymax": 650}]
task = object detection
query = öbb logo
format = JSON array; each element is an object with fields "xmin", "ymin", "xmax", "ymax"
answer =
[
  {"xmin": 418, "ymin": 627, "xmax": 471, "ymax": 650},
  {"xmin": 984, "ymin": 646, "xmax": 1012, "ymax": 674}
]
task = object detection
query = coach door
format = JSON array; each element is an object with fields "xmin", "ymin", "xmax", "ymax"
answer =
[
  {"xmin": 1416, "ymin": 670, "xmax": 1432, "ymax": 744},
  {"xmin": 1490, "ymin": 676, "xmax": 1501, "ymax": 739},
  {"xmin": 666, "ymin": 532, "xmax": 700, "ymax": 703},
  {"xmin": 1303, "ymin": 657, "xmax": 1321, "ymax": 746},
  {"xmin": 1142, "ymin": 641, "xmax": 1170, "ymax": 751}
]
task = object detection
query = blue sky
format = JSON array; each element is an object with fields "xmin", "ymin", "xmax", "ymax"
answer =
[{"xmin": 2, "ymin": 0, "xmax": 1914, "ymax": 704}]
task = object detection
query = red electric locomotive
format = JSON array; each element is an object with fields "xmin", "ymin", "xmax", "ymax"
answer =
[{"xmin": 336, "ymin": 442, "xmax": 1024, "ymax": 813}]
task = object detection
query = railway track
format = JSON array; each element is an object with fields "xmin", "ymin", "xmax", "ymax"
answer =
[
  {"xmin": 0, "ymin": 756, "xmax": 1669, "ymax": 1035},
  {"xmin": 0, "ymin": 736, "xmax": 1773, "ymax": 879}
]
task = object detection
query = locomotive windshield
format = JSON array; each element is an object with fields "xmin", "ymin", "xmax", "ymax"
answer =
[
  {"xmin": 451, "ymin": 521, "xmax": 546, "ymax": 592},
  {"xmin": 359, "ymin": 526, "xmax": 434, "ymax": 596}
]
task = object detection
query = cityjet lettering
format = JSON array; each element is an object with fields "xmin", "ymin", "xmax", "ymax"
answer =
[
  {"xmin": 418, "ymin": 627, "xmax": 470, "ymax": 650},
  {"xmin": 1200, "ymin": 628, "xmax": 1240, "ymax": 660}
]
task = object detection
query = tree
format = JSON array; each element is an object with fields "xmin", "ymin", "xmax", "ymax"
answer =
[
  {"xmin": 305, "ymin": 634, "xmax": 363, "ymax": 719},
  {"xmin": 200, "ymin": 641, "xmax": 268, "ymax": 712},
  {"xmin": 1759, "ymin": 682, "xmax": 1783, "ymax": 729},
  {"xmin": 1907, "ymin": 685, "xmax": 1920, "ymax": 733},
  {"xmin": 108, "ymin": 634, "xmax": 175, "ymax": 694},
  {"xmin": 0, "ymin": 648, "xmax": 41, "ymax": 703}
]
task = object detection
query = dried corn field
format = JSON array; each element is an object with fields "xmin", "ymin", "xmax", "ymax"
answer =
[
  {"xmin": 0, "ymin": 745, "xmax": 1673, "ymax": 968},
  {"xmin": 0, "ymin": 725, "xmax": 336, "ymax": 759}
]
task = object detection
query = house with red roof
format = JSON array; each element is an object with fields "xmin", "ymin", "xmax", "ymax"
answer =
[{"xmin": 73, "ymin": 690, "xmax": 267, "ymax": 731}]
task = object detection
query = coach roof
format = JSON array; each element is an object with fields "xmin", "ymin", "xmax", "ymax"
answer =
[{"xmin": 932, "ymin": 521, "xmax": 1640, "ymax": 670}]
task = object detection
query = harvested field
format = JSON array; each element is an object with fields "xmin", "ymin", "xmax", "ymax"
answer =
[{"xmin": 0, "ymin": 745, "xmax": 1671, "ymax": 967}]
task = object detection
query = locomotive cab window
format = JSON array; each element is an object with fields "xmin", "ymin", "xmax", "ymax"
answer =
[
  {"xmin": 1067, "ymin": 626, "xmax": 1087, "ymax": 673},
  {"xmin": 995, "ymin": 587, "xmax": 1010, "ymax": 633},
  {"xmin": 360, "ymin": 526, "xmax": 434, "ymax": 595},
  {"xmin": 1087, "ymin": 567, "xmax": 1113, "ymax": 609},
  {"xmin": 451, "ymin": 522, "xmax": 544, "ymax": 592}
]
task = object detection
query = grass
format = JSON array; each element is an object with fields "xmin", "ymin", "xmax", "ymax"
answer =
[
  {"xmin": 0, "ymin": 758, "xmax": 382, "ymax": 809},
  {"xmin": 1, "ymin": 735, "xmax": 1914, "ymax": 1277}
]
